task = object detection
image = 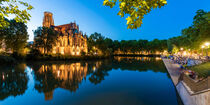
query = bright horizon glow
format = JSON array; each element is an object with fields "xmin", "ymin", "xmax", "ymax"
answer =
[{"xmin": 22, "ymin": 0, "xmax": 210, "ymax": 42}]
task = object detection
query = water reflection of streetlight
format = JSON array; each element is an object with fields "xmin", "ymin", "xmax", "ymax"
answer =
[
  {"xmin": 93, "ymin": 66, "xmax": 96, "ymax": 71},
  {"xmin": 2, "ymin": 74, "xmax": 5, "ymax": 80}
]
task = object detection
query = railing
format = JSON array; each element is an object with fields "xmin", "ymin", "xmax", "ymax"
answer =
[{"xmin": 182, "ymin": 74, "xmax": 210, "ymax": 93}]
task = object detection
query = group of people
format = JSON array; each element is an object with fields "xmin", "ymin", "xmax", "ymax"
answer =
[
  {"xmin": 168, "ymin": 55, "xmax": 200, "ymax": 79},
  {"xmin": 170, "ymin": 55, "xmax": 188, "ymax": 66},
  {"xmin": 162, "ymin": 54, "xmax": 210, "ymax": 79}
]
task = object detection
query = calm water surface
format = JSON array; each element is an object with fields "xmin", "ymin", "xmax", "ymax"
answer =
[{"xmin": 0, "ymin": 57, "xmax": 182, "ymax": 105}]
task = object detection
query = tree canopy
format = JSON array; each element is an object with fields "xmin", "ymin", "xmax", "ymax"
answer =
[
  {"xmin": 34, "ymin": 27, "xmax": 59, "ymax": 54},
  {"xmin": 103, "ymin": 0, "xmax": 167, "ymax": 29},
  {"xmin": 0, "ymin": 19, "xmax": 28, "ymax": 54},
  {"xmin": 88, "ymin": 32, "xmax": 168, "ymax": 55},
  {"xmin": 0, "ymin": 0, "xmax": 33, "ymax": 28},
  {"xmin": 168, "ymin": 9, "xmax": 210, "ymax": 53}
]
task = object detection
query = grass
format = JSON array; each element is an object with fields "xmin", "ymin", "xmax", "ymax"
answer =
[{"xmin": 187, "ymin": 62, "xmax": 210, "ymax": 78}]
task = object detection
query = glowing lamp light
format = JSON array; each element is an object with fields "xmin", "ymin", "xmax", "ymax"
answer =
[
  {"xmin": 57, "ymin": 71, "xmax": 60, "ymax": 77},
  {"xmin": 72, "ymin": 52, "xmax": 75, "ymax": 55},
  {"xmin": 180, "ymin": 48, "xmax": 183, "ymax": 50},
  {"xmin": 52, "ymin": 49, "xmax": 56, "ymax": 54},
  {"xmin": 61, "ymin": 51, "xmax": 64, "ymax": 55},
  {"xmin": 76, "ymin": 51, "xmax": 80, "ymax": 55},
  {"xmin": 60, "ymin": 47, "xmax": 64, "ymax": 55},
  {"xmin": 205, "ymin": 42, "xmax": 209, "ymax": 47},
  {"xmin": 183, "ymin": 51, "xmax": 187, "ymax": 56}
]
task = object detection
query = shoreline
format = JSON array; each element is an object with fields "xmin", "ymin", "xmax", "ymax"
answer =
[
  {"xmin": 0, "ymin": 54, "xmax": 161, "ymax": 65},
  {"xmin": 113, "ymin": 54, "xmax": 161, "ymax": 57},
  {"xmin": 162, "ymin": 58, "xmax": 210, "ymax": 105}
]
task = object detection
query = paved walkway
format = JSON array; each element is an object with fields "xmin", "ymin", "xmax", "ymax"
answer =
[
  {"xmin": 163, "ymin": 58, "xmax": 210, "ymax": 105},
  {"xmin": 162, "ymin": 59, "xmax": 182, "ymax": 85}
]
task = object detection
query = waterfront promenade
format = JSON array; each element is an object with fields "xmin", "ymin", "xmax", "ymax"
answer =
[
  {"xmin": 162, "ymin": 59, "xmax": 181, "ymax": 85},
  {"xmin": 163, "ymin": 58, "xmax": 210, "ymax": 105}
]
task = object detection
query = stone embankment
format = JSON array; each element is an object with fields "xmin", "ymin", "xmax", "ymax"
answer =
[{"xmin": 162, "ymin": 59, "xmax": 210, "ymax": 105}]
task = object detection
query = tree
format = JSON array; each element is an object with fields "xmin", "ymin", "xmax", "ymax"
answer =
[
  {"xmin": 169, "ymin": 10, "xmax": 210, "ymax": 52},
  {"xmin": 0, "ymin": 0, "xmax": 33, "ymax": 28},
  {"xmin": 88, "ymin": 32, "xmax": 107, "ymax": 55},
  {"xmin": 2, "ymin": 19, "xmax": 28, "ymax": 54},
  {"xmin": 112, "ymin": 40, "xmax": 120, "ymax": 52},
  {"xmin": 34, "ymin": 27, "xmax": 59, "ymax": 54},
  {"xmin": 87, "ymin": 32, "xmax": 104, "ymax": 52},
  {"xmin": 0, "ymin": 25, "xmax": 6, "ymax": 49},
  {"xmin": 137, "ymin": 39, "xmax": 148, "ymax": 53},
  {"xmin": 103, "ymin": 0, "xmax": 167, "ymax": 29}
]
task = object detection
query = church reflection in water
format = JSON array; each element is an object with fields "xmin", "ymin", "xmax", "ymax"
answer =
[{"xmin": 32, "ymin": 61, "xmax": 102, "ymax": 100}]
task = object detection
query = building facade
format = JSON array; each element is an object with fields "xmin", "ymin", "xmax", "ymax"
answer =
[{"xmin": 40, "ymin": 12, "xmax": 88, "ymax": 55}]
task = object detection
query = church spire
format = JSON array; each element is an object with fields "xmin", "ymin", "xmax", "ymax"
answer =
[{"xmin": 43, "ymin": 12, "xmax": 54, "ymax": 27}]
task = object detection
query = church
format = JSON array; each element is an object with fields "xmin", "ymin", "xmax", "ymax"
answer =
[{"xmin": 40, "ymin": 12, "xmax": 88, "ymax": 55}]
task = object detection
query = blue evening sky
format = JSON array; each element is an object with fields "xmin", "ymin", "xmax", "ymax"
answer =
[{"xmin": 25, "ymin": 0, "xmax": 210, "ymax": 41}]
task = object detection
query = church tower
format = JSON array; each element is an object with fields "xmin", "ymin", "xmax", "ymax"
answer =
[{"xmin": 43, "ymin": 12, "xmax": 54, "ymax": 27}]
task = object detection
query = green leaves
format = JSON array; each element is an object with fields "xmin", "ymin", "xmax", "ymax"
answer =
[
  {"xmin": 0, "ymin": 19, "xmax": 28, "ymax": 53},
  {"xmin": 34, "ymin": 27, "xmax": 59, "ymax": 54},
  {"xmin": 103, "ymin": 0, "xmax": 117, "ymax": 8},
  {"xmin": 169, "ymin": 10, "xmax": 210, "ymax": 52},
  {"xmin": 0, "ymin": 0, "xmax": 33, "ymax": 29},
  {"xmin": 103, "ymin": 0, "xmax": 167, "ymax": 29},
  {"xmin": 87, "ymin": 32, "xmax": 168, "ymax": 55}
]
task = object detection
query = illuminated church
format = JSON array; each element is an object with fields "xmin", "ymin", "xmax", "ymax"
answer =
[{"xmin": 40, "ymin": 12, "xmax": 88, "ymax": 55}]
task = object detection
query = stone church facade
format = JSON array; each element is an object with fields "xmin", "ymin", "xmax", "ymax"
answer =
[{"xmin": 40, "ymin": 12, "xmax": 88, "ymax": 55}]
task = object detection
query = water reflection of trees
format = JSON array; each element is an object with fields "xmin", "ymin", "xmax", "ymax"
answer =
[
  {"xmin": 27, "ymin": 57, "xmax": 168, "ymax": 100},
  {"xmin": 112, "ymin": 57, "xmax": 166, "ymax": 73},
  {"xmin": 0, "ymin": 64, "xmax": 28, "ymax": 100},
  {"xmin": 88, "ymin": 57, "xmax": 167, "ymax": 84}
]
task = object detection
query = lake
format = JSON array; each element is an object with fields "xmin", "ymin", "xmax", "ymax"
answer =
[{"xmin": 0, "ymin": 57, "xmax": 183, "ymax": 105}]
